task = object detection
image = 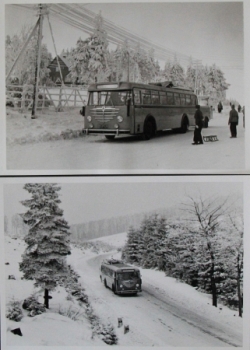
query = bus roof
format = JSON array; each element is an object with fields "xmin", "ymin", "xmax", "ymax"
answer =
[
  {"xmin": 88, "ymin": 81, "xmax": 195, "ymax": 94},
  {"xmin": 101, "ymin": 259, "xmax": 139, "ymax": 271}
]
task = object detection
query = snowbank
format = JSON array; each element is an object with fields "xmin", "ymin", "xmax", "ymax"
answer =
[{"xmin": 6, "ymin": 107, "xmax": 85, "ymax": 145}]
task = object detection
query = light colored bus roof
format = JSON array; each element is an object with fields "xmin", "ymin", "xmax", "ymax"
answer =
[
  {"xmin": 101, "ymin": 259, "xmax": 140, "ymax": 271},
  {"xmin": 88, "ymin": 81, "xmax": 195, "ymax": 94}
]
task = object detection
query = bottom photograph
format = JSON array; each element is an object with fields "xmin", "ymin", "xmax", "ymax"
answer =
[{"xmin": 2, "ymin": 178, "xmax": 246, "ymax": 347}]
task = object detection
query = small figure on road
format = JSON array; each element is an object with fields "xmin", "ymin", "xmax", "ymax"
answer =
[
  {"xmin": 192, "ymin": 105, "xmax": 204, "ymax": 145},
  {"xmin": 228, "ymin": 104, "xmax": 239, "ymax": 138},
  {"xmin": 238, "ymin": 104, "xmax": 242, "ymax": 113},
  {"xmin": 217, "ymin": 101, "xmax": 223, "ymax": 113},
  {"xmin": 242, "ymin": 106, "xmax": 245, "ymax": 128}
]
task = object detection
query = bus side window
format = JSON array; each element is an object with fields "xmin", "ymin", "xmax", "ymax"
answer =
[
  {"xmin": 133, "ymin": 89, "xmax": 141, "ymax": 104},
  {"xmin": 142, "ymin": 90, "xmax": 151, "ymax": 104},
  {"xmin": 159, "ymin": 92, "xmax": 167, "ymax": 105},
  {"xmin": 191, "ymin": 95, "xmax": 196, "ymax": 105},
  {"xmin": 167, "ymin": 92, "xmax": 174, "ymax": 105},
  {"xmin": 186, "ymin": 95, "xmax": 191, "ymax": 106},
  {"xmin": 151, "ymin": 91, "xmax": 160, "ymax": 105},
  {"xmin": 180, "ymin": 93, "xmax": 186, "ymax": 106},
  {"xmin": 174, "ymin": 93, "xmax": 180, "ymax": 106}
]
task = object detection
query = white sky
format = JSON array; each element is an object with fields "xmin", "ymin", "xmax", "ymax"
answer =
[
  {"xmin": 3, "ymin": 180, "xmax": 243, "ymax": 225},
  {"xmin": 4, "ymin": 1, "xmax": 245, "ymax": 103}
]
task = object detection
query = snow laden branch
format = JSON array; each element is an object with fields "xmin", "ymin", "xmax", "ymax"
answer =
[{"xmin": 19, "ymin": 183, "xmax": 71, "ymax": 309}]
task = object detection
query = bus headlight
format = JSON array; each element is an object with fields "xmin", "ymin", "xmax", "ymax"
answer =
[
  {"xmin": 117, "ymin": 116, "xmax": 123, "ymax": 123},
  {"xmin": 89, "ymin": 123, "xmax": 94, "ymax": 129},
  {"xmin": 114, "ymin": 124, "xmax": 119, "ymax": 129},
  {"xmin": 136, "ymin": 284, "xmax": 139, "ymax": 287},
  {"xmin": 120, "ymin": 284, "xmax": 123, "ymax": 288},
  {"xmin": 87, "ymin": 116, "xmax": 92, "ymax": 122}
]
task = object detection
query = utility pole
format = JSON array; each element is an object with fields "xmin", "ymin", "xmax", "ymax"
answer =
[
  {"xmin": 127, "ymin": 51, "xmax": 130, "ymax": 82},
  {"xmin": 31, "ymin": 4, "xmax": 46, "ymax": 119}
]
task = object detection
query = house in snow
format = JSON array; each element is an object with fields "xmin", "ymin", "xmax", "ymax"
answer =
[{"xmin": 47, "ymin": 55, "xmax": 71, "ymax": 85}]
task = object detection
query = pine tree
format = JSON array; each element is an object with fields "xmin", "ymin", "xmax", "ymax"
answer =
[
  {"xmin": 122, "ymin": 226, "xmax": 142, "ymax": 264},
  {"xmin": 19, "ymin": 183, "xmax": 71, "ymax": 309}
]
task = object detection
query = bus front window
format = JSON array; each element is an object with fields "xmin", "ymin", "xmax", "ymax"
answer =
[{"xmin": 88, "ymin": 91, "xmax": 131, "ymax": 106}]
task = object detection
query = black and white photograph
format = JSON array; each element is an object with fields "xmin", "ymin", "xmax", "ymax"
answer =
[
  {"xmin": 4, "ymin": 1, "xmax": 248, "ymax": 173},
  {"xmin": 1, "ymin": 177, "xmax": 249, "ymax": 347}
]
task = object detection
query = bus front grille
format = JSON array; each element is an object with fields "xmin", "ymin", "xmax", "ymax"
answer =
[{"xmin": 90, "ymin": 107, "xmax": 119, "ymax": 121}]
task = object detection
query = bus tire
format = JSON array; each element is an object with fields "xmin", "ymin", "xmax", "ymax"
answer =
[
  {"xmin": 104, "ymin": 279, "xmax": 107, "ymax": 288},
  {"xmin": 204, "ymin": 117, "xmax": 209, "ymax": 128},
  {"xmin": 105, "ymin": 135, "xmax": 115, "ymax": 140},
  {"xmin": 112, "ymin": 284, "xmax": 117, "ymax": 294},
  {"xmin": 180, "ymin": 117, "xmax": 189, "ymax": 133},
  {"xmin": 142, "ymin": 118, "xmax": 155, "ymax": 140}
]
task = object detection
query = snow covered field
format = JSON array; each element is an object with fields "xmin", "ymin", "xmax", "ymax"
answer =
[{"xmin": 3, "ymin": 232, "xmax": 243, "ymax": 347}]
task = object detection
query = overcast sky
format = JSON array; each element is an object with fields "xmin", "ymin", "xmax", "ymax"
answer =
[
  {"xmin": 3, "ymin": 180, "xmax": 243, "ymax": 226},
  {"xmin": 5, "ymin": 1, "xmax": 245, "ymax": 103}
]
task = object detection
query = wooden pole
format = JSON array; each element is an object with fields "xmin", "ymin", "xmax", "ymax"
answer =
[{"xmin": 31, "ymin": 4, "xmax": 44, "ymax": 119}]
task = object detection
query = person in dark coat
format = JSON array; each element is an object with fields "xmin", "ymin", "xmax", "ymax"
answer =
[
  {"xmin": 192, "ymin": 105, "xmax": 204, "ymax": 145},
  {"xmin": 228, "ymin": 104, "xmax": 239, "ymax": 138},
  {"xmin": 238, "ymin": 104, "xmax": 242, "ymax": 113},
  {"xmin": 218, "ymin": 101, "xmax": 223, "ymax": 113}
]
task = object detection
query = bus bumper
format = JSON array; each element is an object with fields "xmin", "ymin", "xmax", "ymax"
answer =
[
  {"xmin": 84, "ymin": 128, "xmax": 130, "ymax": 136},
  {"xmin": 116, "ymin": 289, "xmax": 142, "ymax": 294}
]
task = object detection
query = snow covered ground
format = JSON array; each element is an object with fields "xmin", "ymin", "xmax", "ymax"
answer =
[
  {"xmin": 3, "ymin": 232, "xmax": 243, "ymax": 347},
  {"xmin": 6, "ymin": 106, "xmax": 246, "ymax": 171}
]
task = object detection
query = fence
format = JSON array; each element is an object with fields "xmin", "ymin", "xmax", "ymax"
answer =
[{"xmin": 6, "ymin": 85, "xmax": 88, "ymax": 112}]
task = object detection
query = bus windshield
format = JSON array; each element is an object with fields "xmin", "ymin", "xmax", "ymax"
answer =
[
  {"xmin": 117, "ymin": 271, "xmax": 140, "ymax": 280},
  {"xmin": 88, "ymin": 91, "xmax": 131, "ymax": 106}
]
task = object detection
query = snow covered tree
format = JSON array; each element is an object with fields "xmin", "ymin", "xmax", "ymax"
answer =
[
  {"xmin": 6, "ymin": 25, "xmax": 52, "ymax": 85},
  {"xmin": 219, "ymin": 212, "xmax": 243, "ymax": 316},
  {"xmin": 69, "ymin": 11, "xmax": 110, "ymax": 83},
  {"xmin": 19, "ymin": 183, "xmax": 71, "ymax": 309},
  {"xmin": 182, "ymin": 195, "xmax": 230, "ymax": 307},
  {"xmin": 122, "ymin": 226, "xmax": 142, "ymax": 264}
]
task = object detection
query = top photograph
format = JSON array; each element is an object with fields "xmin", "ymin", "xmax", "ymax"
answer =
[{"xmin": 4, "ymin": 2, "xmax": 247, "ymax": 174}]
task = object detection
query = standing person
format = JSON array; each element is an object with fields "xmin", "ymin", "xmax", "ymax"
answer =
[
  {"xmin": 217, "ymin": 101, "xmax": 223, "ymax": 113},
  {"xmin": 242, "ymin": 106, "xmax": 245, "ymax": 128},
  {"xmin": 192, "ymin": 105, "xmax": 204, "ymax": 145},
  {"xmin": 228, "ymin": 104, "xmax": 239, "ymax": 138},
  {"xmin": 238, "ymin": 104, "xmax": 241, "ymax": 113}
]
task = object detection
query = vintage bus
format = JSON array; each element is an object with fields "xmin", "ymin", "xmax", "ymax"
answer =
[
  {"xmin": 80, "ymin": 81, "xmax": 212, "ymax": 140},
  {"xmin": 100, "ymin": 258, "xmax": 142, "ymax": 295}
]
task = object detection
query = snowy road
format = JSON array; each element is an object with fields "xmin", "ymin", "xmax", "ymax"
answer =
[
  {"xmin": 69, "ymin": 248, "xmax": 243, "ymax": 347},
  {"xmin": 6, "ymin": 112, "xmax": 245, "ymax": 172}
]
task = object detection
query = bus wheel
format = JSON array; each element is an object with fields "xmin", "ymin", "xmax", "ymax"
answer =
[
  {"xmin": 180, "ymin": 117, "xmax": 188, "ymax": 133},
  {"xmin": 204, "ymin": 117, "xmax": 209, "ymax": 128},
  {"xmin": 143, "ymin": 118, "xmax": 155, "ymax": 140},
  {"xmin": 104, "ymin": 279, "xmax": 107, "ymax": 288},
  {"xmin": 105, "ymin": 135, "xmax": 115, "ymax": 140},
  {"xmin": 112, "ymin": 284, "xmax": 117, "ymax": 294}
]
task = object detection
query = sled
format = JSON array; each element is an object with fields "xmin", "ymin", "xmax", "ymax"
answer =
[{"xmin": 203, "ymin": 135, "xmax": 218, "ymax": 142}]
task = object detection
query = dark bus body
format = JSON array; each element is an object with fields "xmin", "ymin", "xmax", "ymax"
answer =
[{"xmin": 100, "ymin": 259, "xmax": 142, "ymax": 295}]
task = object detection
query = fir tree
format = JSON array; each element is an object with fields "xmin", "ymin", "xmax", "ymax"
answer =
[{"xmin": 19, "ymin": 183, "xmax": 71, "ymax": 309}]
